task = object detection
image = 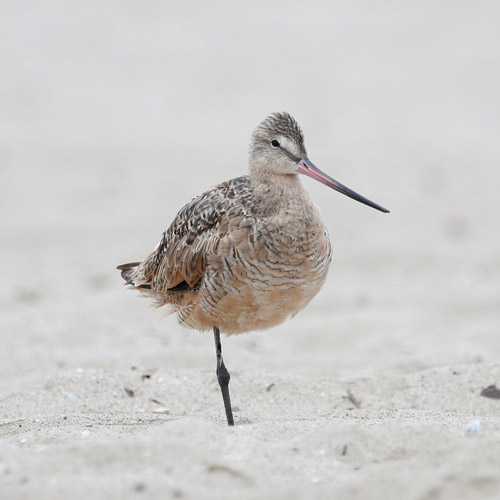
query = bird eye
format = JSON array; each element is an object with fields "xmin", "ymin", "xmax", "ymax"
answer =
[{"xmin": 271, "ymin": 140, "xmax": 280, "ymax": 148}]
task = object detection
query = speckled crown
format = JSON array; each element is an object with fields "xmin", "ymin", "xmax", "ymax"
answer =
[{"xmin": 252, "ymin": 112, "xmax": 305, "ymax": 151}]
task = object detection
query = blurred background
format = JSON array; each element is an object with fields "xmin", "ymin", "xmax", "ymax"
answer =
[{"xmin": 1, "ymin": 0, "xmax": 499, "ymax": 396}]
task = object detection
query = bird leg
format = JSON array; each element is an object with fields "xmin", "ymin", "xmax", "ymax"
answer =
[{"xmin": 213, "ymin": 326, "xmax": 234, "ymax": 426}]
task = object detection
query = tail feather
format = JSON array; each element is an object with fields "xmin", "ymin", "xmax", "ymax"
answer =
[
  {"xmin": 116, "ymin": 262, "xmax": 141, "ymax": 284},
  {"xmin": 117, "ymin": 259, "xmax": 196, "ymax": 317}
]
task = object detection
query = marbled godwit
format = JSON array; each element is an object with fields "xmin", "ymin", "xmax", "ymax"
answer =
[{"xmin": 118, "ymin": 112, "xmax": 389, "ymax": 426}]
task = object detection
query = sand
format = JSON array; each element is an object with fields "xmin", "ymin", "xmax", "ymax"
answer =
[{"xmin": 1, "ymin": 1, "xmax": 500, "ymax": 499}]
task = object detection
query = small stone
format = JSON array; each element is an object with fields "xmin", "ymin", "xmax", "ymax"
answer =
[
  {"xmin": 152, "ymin": 407, "xmax": 169, "ymax": 414},
  {"xmin": 124, "ymin": 387, "xmax": 135, "ymax": 397},
  {"xmin": 134, "ymin": 482, "xmax": 147, "ymax": 492},
  {"xmin": 346, "ymin": 390, "xmax": 361, "ymax": 408},
  {"xmin": 465, "ymin": 419, "xmax": 482, "ymax": 432},
  {"xmin": 480, "ymin": 385, "xmax": 500, "ymax": 399}
]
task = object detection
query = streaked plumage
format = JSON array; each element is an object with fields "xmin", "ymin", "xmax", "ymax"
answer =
[
  {"xmin": 119, "ymin": 172, "xmax": 332, "ymax": 333},
  {"xmin": 118, "ymin": 112, "xmax": 388, "ymax": 425}
]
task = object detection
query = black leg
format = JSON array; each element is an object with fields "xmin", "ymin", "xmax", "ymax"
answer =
[{"xmin": 213, "ymin": 326, "xmax": 234, "ymax": 426}]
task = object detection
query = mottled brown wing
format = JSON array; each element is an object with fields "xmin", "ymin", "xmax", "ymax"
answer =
[{"xmin": 136, "ymin": 176, "xmax": 253, "ymax": 292}]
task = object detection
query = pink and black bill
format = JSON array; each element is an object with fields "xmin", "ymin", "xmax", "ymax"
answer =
[{"xmin": 296, "ymin": 156, "xmax": 389, "ymax": 213}]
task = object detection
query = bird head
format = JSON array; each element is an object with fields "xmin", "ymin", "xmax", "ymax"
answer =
[{"xmin": 250, "ymin": 112, "xmax": 389, "ymax": 213}]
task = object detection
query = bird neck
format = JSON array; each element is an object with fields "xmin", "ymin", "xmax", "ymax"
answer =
[{"xmin": 249, "ymin": 171, "xmax": 312, "ymax": 217}]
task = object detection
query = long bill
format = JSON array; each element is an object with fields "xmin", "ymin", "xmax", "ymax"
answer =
[{"xmin": 296, "ymin": 156, "xmax": 390, "ymax": 213}]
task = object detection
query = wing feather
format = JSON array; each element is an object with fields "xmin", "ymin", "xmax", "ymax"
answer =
[{"xmin": 130, "ymin": 175, "xmax": 253, "ymax": 294}]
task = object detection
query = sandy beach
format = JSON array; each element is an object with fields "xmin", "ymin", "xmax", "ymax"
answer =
[{"xmin": 1, "ymin": 1, "xmax": 500, "ymax": 499}]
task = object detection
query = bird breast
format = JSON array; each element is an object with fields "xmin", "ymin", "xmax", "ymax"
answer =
[{"xmin": 197, "ymin": 203, "xmax": 332, "ymax": 333}]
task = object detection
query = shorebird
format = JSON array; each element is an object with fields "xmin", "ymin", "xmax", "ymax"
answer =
[{"xmin": 118, "ymin": 112, "xmax": 388, "ymax": 426}]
